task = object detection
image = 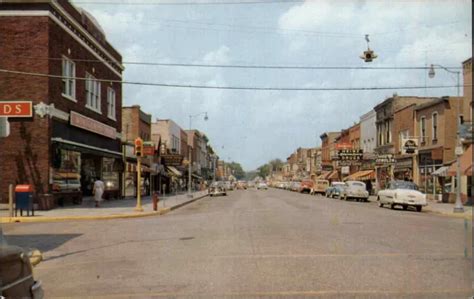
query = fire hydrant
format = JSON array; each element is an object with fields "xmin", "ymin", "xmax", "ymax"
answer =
[{"xmin": 152, "ymin": 192, "xmax": 159, "ymax": 211}]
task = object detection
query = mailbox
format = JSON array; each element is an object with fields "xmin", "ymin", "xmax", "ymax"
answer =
[{"xmin": 15, "ymin": 185, "xmax": 34, "ymax": 217}]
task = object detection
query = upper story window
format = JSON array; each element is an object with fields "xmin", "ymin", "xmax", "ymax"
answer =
[
  {"xmin": 62, "ymin": 57, "xmax": 76, "ymax": 100},
  {"xmin": 386, "ymin": 120, "xmax": 391, "ymax": 143},
  {"xmin": 85, "ymin": 73, "xmax": 101, "ymax": 113},
  {"xmin": 432, "ymin": 112, "xmax": 438, "ymax": 141},
  {"xmin": 107, "ymin": 87, "xmax": 116, "ymax": 120},
  {"xmin": 420, "ymin": 116, "xmax": 426, "ymax": 143}
]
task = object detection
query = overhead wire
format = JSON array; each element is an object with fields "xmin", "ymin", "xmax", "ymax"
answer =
[
  {"xmin": 8, "ymin": 55, "xmax": 463, "ymax": 70},
  {"xmin": 73, "ymin": 0, "xmax": 305, "ymax": 5},
  {"xmin": 0, "ymin": 68, "xmax": 468, "ymax": 91}
]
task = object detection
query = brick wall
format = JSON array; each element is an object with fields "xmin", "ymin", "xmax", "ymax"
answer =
[
  {"xmin": 0, "ymin": 16, "xmax": 51, "ymax": 202},
  {"xmin": 393, "ymin": 104, "xmax": 416, "ymax": 155}
]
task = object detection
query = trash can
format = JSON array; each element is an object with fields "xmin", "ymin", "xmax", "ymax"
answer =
[
  {"xmin": 38, "ymin": 193, "xmax": 54, "ymax": 211},
  {"xmin": 15, "ymin": 185, "xmax": 34, "ymax": 217}
]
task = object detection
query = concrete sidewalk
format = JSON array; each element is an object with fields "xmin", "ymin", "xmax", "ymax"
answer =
[{"xmin": 0, "ymin": 191, "xmax": 208, "ymax": 223}]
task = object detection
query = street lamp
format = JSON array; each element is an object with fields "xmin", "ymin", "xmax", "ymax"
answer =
[
  {"xmin": 188, "ymin": 112, "xmax": 208, "ymax": 198},
  {"xmin": 428, "ymin": 64, "xmax": 463, "ymax": 213}
]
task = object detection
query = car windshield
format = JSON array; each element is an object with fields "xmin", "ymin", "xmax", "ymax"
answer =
[{"xmin": 390, "ymin": 181, "xmax": 418, "ymax": 190}]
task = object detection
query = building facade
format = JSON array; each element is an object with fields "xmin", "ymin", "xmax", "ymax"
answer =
[{"xmin": 0, "ymin": 1, "xmax": 123, "ymax": 206}]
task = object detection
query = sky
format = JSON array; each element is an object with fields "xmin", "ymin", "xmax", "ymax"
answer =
[{"xmin": 73, "ymin": 0, "xmax": 472, "ymax": 171}]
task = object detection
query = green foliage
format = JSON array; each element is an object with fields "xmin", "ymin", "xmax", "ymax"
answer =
[{"xmin": 227, "ymin": 162, "xmax": 245, "ymax": 179}]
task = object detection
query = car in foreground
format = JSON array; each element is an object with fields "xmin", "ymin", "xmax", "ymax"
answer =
[
  {"xmin": 0, "ymin": 242, "xmax": 44, "ymax": 298},
  {"xmin": 311, "ymin": 179, "xmax": 329, "ymax": 195},
  {"xmin": 299, "ymin": 179, "xmax": 314, "ymax": 194},
  {"xmin": 341, "ymin": 181, "xmax": 369, "ymax": 202},
  {"xmin": 209, "ymin": 182, "xmax": 227, "ymax": 197},
  {"xmin": 377, "ymin": 180, "xmax": 427, "ymax": 212},
  {"xmin": 257, "ymin": 182, "xmax": 268, "ymax": 190},
  {"xmin": 325, "ymin": 181, "xmax": 346, "ymax": 198}
]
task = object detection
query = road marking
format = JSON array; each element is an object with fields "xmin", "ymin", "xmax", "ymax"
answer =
[{"xmin": 59, "ymin": 288, "xmax": 473, "ymax": 298}]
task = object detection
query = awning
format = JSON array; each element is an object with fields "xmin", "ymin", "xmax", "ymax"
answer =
[
  {"xmin": 432, "ymin": 166, "xmax": 450, "ymax": 177},
  {"xmin": 166, "ymin": 166, "xmax": 182, "ymax": 177},
  {"xmin": 448, "ymin": 145, "xmax": 473, "ymax": 176},
  {"xmin": 326, "ymin": 170, "xmax": 339, "ymax": 180},
  {"xmin": 52, "ymin": 137, "xmax": 122, "ymax": 158},
  {"xmin": 317, "ymin": 171, "xmax": 330, "ymax": 180},
  {"xmin": 126, "ymin": 162, "xmax": 154, "ymax": 173},
  {"xmin": 343, "ymin": 170, "xmax": 375, "ymax": 181}
]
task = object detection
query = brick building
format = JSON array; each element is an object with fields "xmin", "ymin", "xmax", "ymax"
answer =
[
  {"xmin": 0, "ymin": 1, "xmax": 123, "ymax": 206},
  {"xmin": 122, "ymin": 106, "xmax": 153, "ymax": 197}
]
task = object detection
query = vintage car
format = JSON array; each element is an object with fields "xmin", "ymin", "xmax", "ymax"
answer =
[
  {"xmin": 236, "ymin": 181, "xmax": 247, "ymax": 190},
  {"xmin": 377, "ymin": 180, "xmax": 427, "ymax": 212},
  {"xmin": 209, "ymin": 181, "xmax": 227, "ymax": 197},
  {"xmin": 341, "ymin": 181, "xmax": 369, "ymax": 202},
  {"xmin": 289, "ymin": 181, "xmax": 301, "ymax": 192},
  {"xmin": 257, "ymin": 182, "xmax": 268, "ymax": 190},
  {"xmin": 299, "ymin": 179, "xmax": 314, "ymax": 194},
  {"xmin": 311, "ymin": 179, "xmax": 330, "ymax": 195},
  {"xmin": 325, "ymin": 181, "xmax": 346, "ymax": 198}
]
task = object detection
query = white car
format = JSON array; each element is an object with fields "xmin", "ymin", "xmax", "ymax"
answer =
[
  {"xmin": 341, "ymin": 181, "xmax": 369, "ymax": 202},
  {"xmin": 257, "ymin": 182, "xmax": 268, "ymax": 190},
  {"xmin": 377, "ymin": 180, "xmax": 427, "ymax": 212}
]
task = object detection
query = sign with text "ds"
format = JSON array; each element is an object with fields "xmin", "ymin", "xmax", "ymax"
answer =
[{"xmin": 0, "ymin": 101, "xmax": 33, "ymax": 117}]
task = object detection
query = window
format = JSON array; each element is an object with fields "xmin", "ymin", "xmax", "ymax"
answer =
[
  {"xmin": 432, "ymin": 112, "xmax": 438, "ymax": 141},
  {"xmin": 62, "ymin": 57, "xmax": 76, "ymax": 100},
  {"xmin": 86, "ymin": 73, "xmax": 101, "ymax": 113},
  {"xmin": 420, "ymin": 116, "xmax": 426, "ymax": 143},
  {"xmin": 107, "ymin": 88, "xmax": 116, "ymax": 120},
  {"xmin": 399, "ymin": 129, "xmax": 409, "ymax": 152},
  {"xmin": 386, "ymin": 120, "xmax": 391, "ymax": 143}
]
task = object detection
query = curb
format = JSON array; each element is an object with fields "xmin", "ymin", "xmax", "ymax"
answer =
[
  {"xmin": 0, "ymin": 193, "xmax": 208, "ymax": 224},
  {"xmin": 424, "ymin": 208, "xmax": 473, "ymax": 220}
]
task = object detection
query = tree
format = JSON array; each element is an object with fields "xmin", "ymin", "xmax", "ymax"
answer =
[
  {"xmin": 257, "ymin": 163, "xmax": 271, "ymax": 179},
  {"xmin": 268, "ymin": 159, "xmax": 284, "ymax": 172},
  {"xmin": 227, "ymin": 162, "xmax": 245, "ymax": 180}
]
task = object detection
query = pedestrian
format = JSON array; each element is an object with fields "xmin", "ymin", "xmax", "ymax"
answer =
[
  {"xmin": 93, "ymin": 177, "xmax": 105, "ymax": 208},
  {"xmin": 366, "ymin": 180, "xmax": 372, "ymax": 195}
]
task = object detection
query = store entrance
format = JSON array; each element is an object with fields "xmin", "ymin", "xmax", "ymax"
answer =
[{"xmin": 80, "ymin": 154, "xmax": 102, "ymax": 196}]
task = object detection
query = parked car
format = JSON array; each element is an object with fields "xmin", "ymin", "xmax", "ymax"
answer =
[
  {"xmin": 299, "ymin": 179, "xmax": 314, "ymax": 193},
  {"xmin": 377, "ymin": 180, "xmax": 427, "ymax": 212},
  {"xmin": 209, "ymin": 181, "xmax": 227, "ymax": 197},
  {"xmin": 257, "ymin": 182, "xmax": 268, "ymax": 190},
  {"xmin": 341, "ymin": 181, "xmax": 369, "ymax": 202},
  {"xmin": 0, "ymin": 243, "xmax": 44, "ymax": 298},
  {"xmin": 290, "ymin": 181, "xmax": 301, "ymax": 192},
  {"xmin": 325, "ymin": 181, "xmax": 346, "ymax": 198},
  {"xmin": 236, "ymin": 181, "xmax": 247, "ymax": 190},
  {"xmin": 276, "ymin": 182, "xmax": 285, "ymax": 189},
  {"xmin": 311, "ymin": 179, "xmax": 330, "ymax": 195},
  {"xmin": 224, "ymin": 181, "xmax": 234, "ymax": 191}
]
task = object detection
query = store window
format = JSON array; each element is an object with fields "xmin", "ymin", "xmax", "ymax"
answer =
[
  {"xmin": 107, "ymin": 87, "xmax": 116, "ymax": 120},
  {"xmin": 102, "ymin": 157, "xmax": 119, "ymax": 191},
  {"xmin": 52, "ymin": 149, "xmax": 81, "ymax": 193}
]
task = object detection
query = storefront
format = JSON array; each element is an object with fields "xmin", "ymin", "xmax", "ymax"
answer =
[
  {"xmin": 418, "ymin": 150, "xmax": 443, "ymax": 194},
  {"xmin": 393, "ymin": 157, "xmax": 413, "ymax": 181}
]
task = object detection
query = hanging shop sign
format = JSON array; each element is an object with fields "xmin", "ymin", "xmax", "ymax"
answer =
[
  {"xmin": 161, "ymin": 154, "xmax": 183, "ymax": 166},
  {"xmin": 0, "ymin": 101, "xmax": 32, "ymax": 117},
  {"xmin": 375, "ymin": 154, "xmax": 396, "ymax": 165},
  {"xmin": 402, "ymin": 138, "xmax": 418, "ymax": 155}
]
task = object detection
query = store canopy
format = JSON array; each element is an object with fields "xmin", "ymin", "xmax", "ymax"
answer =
[
  {"xmin": 166, "ymin": 166, "xmax": 182, "ymax": 177},
  {"xmin": 326, "ymin": 170, "xmax": 339, "ymax": 180},
  {"xmin": 343, "ymin": 170, "xmax": 375, "ymax": 181},
  {"xmin": 432, "ymin": 166, "xmax": 450, "ymax": 177},
  {"xmin": 448, "ymin": 145, "xmax": 473, "ymax": 176}
]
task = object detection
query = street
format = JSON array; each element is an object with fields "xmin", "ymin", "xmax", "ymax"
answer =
[{"xmin": 3, "ymin": 188, "xmax": 472, "ymax": 298}]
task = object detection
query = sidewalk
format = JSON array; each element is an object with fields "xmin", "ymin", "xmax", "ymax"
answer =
[{"xmin": 0, "ymin": 191, "xmax": 208, "ymax": 223}]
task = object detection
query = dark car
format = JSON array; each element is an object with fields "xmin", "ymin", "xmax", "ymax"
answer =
[{"xmin": 0, "ymin": 244, "xmax": 44, "ymax": 298}]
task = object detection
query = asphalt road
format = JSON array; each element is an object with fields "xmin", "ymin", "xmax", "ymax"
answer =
[{"xmin": 3, "ymin": 188, "xmax": 473, "ymax": 298}]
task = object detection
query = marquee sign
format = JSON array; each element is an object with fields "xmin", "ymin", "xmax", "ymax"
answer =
[{"xmin": 375, "ymin": 154, "xmax": 396, "ymax": 165}]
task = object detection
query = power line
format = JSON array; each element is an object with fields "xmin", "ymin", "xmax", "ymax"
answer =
[
  {"xmin": 0, "ymin": 68, "xmax": 468, "ymax": 91},
  {"xmin": 73, "ymin": 0, "xmax": 304, "ymax": 5},
  {"xmin": 8, "ymin": 55, "xmax": 463, "ymax": 70}
]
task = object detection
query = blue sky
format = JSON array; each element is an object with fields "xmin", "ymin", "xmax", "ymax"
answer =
[{"xmin": 73, "ymin": 0, "xmax": 472, "ymax": 171}]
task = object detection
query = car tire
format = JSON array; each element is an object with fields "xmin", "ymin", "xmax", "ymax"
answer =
[
  {"xmin": 378, "ymin": 201, "xmax": 384, "ymax": 207},
  {"xmin": 403, "ymin": 205, "xmax": 408, "ymax": 210},
  {"xmin": 390, "ymin": 204, "xmax": 395, "ymax": 210},
  {"xmin": 210, "ymin": 194, "xmax": 213, "ymax": 197},
  {"xmin": 416, "ymin": 206, "xmax": 422, "ymax": 212}
]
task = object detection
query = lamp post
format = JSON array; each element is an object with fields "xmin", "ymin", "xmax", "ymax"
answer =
[
  {"xmin": 428, "ymin": 64, "xmax": 463, "ymax": 213},
  {"xmin": 188, "ymin": 112, "xmax": 208, "ymax": 198}
]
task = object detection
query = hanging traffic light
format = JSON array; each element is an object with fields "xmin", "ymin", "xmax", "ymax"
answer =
[
  {"xmin": 134, "ymin": 137, "xmax": 143, "ymax": 157},
  {"xmin": 360, "ymin": 34, "xmax": 378, "ymax": 63}
]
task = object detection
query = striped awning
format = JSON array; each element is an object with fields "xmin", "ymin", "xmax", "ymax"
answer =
[
  {"xmin": 343, "ymin": 170, "xmax": 375, "ymax": 181},
  {"xmin": 448, "ymin": 145, "xmax": 472, "ymax": 176}
]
